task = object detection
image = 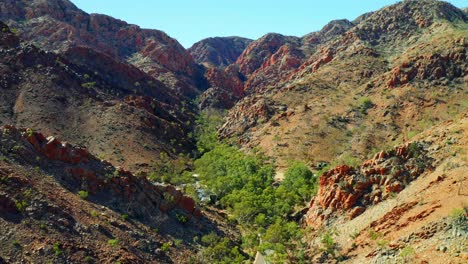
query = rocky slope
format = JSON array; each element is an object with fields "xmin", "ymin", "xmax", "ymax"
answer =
[
  {"xmin": 305, "ymin": 116, "xmax": 467, "ymax": 263},
  {"xmin": 0, "ymin": 21, "xmax": 194, "ymax": 173},
  {"xmin": 189, "ymin": 37, "xmax": 252, "ymax": 68},
  {"xmin": 306, "ymin": 142, "xmax": 433, "ymax": 231},
  {"xmin": 0, "ymin": 0, "xmax": 467, "ymax": 263},
  {"xmin": 0, "ymin": 0, "xmax": 207, "ymax": 97},
  {"xmin": 233, "ymin": 19, "xmax": 354, "ymax": 93},
  {"xmin": 219, "ymin": 0, "xmax": 468, "ymax": 169},
  {"xmin": 0, "ymin": 125, "xmax": 237, "ymax": 263}
]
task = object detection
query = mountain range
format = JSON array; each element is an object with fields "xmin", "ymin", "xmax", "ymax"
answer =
[{"xmin": 0, "ymin": 0, "xmax": 466, "ymax": 263}]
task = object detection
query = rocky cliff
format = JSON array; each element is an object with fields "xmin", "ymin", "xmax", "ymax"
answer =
[
  {"xmin": 0, "ymin": 21, "xmax": 194, "ymax": 173},
  {"xmin": 189, "ymin": 36, "xmax": 252, "ymax": 68},
  {"xmin": 218, "ymin": 0, "xmax": 468, "ymax": 168},
  {"xmin": 0, "ymin": 125, "xmax": 235, "ymax": 263},
  {"xmin": 0, "ymin": 0, "xmax": 207, "ymax": 97}
]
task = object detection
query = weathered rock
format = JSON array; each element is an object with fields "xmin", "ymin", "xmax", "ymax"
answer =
[
  {"xmin": 26, "ymin": 131, "xmax": 90, "ymax": 165},
  {"xmin": 189, "ymin": 36, "xmax": 252, "ymax": 68},
  {"xmin": 306, "ymin": 142, "xmax": 432, "ymax": 230},
  {"xmin": 0, "ymin": 0, "xmax": 205, "ymax": 97}
]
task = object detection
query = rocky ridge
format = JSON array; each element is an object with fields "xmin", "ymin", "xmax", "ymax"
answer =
[
  {"xmin": 0, "ymin": 124, "xmax": 232, "ymax": 263},
  {"xmin": 0, "ymin": 19, "xmax": 198, "ymax": 173},
  {"xmin": 188, "ymin": 36, "xmax": 252, "ymax": 68},
  {"xmin": 0, "ymin": 0, "xmax": 206, "ymax": 97},
  {"xmin": 218, "ymin": 0, "xmax": 468, "ymax": 168},
  {"xmin": 305, "ymin": 142, "xmax": 432, "ymax": 231}
]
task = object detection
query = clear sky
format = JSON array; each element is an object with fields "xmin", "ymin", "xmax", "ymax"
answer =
[{"xmin": 70, "ymin": 0, "xmax": 467, "ymax": 48}]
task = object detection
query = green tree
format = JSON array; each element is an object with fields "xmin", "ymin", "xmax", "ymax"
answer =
[{"xmin": 278, "ymin": 162, "xmax": 317, "ymax": 205}]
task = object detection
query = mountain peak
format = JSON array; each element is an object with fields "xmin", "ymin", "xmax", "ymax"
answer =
[{"xmin": 188, "ymin": 36, "xmax": 252, "ymax": 68}]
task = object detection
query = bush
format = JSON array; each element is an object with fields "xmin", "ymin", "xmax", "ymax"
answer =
[
  {"xmin": 357, "ymin": 97, "xmax": 374, "ymax": 114},
  {"xmin": 78, "ymin": 190, "xmax": 89, "ymax": 199},
  {"xmin": 107, "ymin": 239, "xmax": 119, "ymax": 248},
  {"xmin": 368, "ymin": 229, "xmax": 383, "ymax": 240},
  {"xmin": 321, "ymin": 231, "xmax": 337, "ymax": 256},
  {"xmin": 176, "ymin": 213, "xmax": 188, "ymax": 224},
  {"xmin": 81, "ymin": 82, "xmax": 96, "ymax": 89},
  {"xmin": 279, "ymin": 162, "xmax": 317, "ymax": 204},
  {"xmin": 194, "ymin": 110, "xmax": 225, "ymax": 154},
  {"xmin": 160, "ymin": 242, "xmax": 171, "ymax": 252},
  {"xmin": 15, "ymin": 201, "xmax": 27, "ymax": 212},
  {"xmin": 198, "ymin": 235, "xmax": 245, "ymax": 264},
  {"xmin": 400, "ymin": 246, "xmax": 415, "ymax": 259},
  {"xmin": 52, "ymin": 243, "xmax": 62, "ymax": 256},
  {"xmin": 449, "ymin": 207, "xmax": 467, "ymax": 227}
]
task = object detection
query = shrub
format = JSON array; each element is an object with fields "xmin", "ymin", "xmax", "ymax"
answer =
[
  {"xmin": 321, "ymin": 232, "xmax": 337, "ymax": 256},
  {"xmin": 78, "ymin": 190, "xmax": 89, "ymax": 199},
  {"xmin": 12, "ymin": 240, "xmax": 20, "ymax": 248},
  {"xmin": 15, "ymin": 201, "xmax": 27, "ymax": 212},
  {"xmin": 81, "ymin": 82, "xmax": 96, "ymax": 89},
  {"xmin": 173, "ymin": 239, "xmax": 182, "ymax": 247},
  {"xmin": 176, "ymin": 213, "xmax": 188, "ymax": 224},
  {"xmin": 121, "ymin": 214, "xmax": 129, "ymax": 221},
  {"xmin": 449, "ymin": 207, "xmax": 467, "ymax": 227},
  {"xmin": 161, "ymin": 242, "xmax": 171, "ymax": 252},
  {"xmin": 107, "ymin": 239, "xmax": 119, "ymax": 248},
  {"xmin": 368, "ymin": 229, "xmax": 383, "ymax": 240},
  {"xmin": 400, "ymin": 246, "xmax": 415, "ymax": 259},
  {"xmin": 279, "ymin": 161, "xmax": 317, "ymax": 204},
  {"xmin": 52, "ymin": 243, "xmax": 62, "ymax": 256},
  {"xmin": 357, "ymin": 97, "xmax": 374, "ymax": 114},
  {"xmin": 83, "ymin": 256, "xmax": 94, "ymax": 263},
  {"xmin": 26, "ymin": 128, "xmax": 34, "ymax": 137}
]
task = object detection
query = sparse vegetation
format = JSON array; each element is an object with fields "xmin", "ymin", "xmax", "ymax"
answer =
[
  {"xmin": 173, "ymin": 239, "xmax": 182, "ymax": 247},
  {"xmin": 320, "ymin": 228, "xmax": 340, "ymax": 258},
  {"xmin": 449, "ymin": 207, "xmax": 467, "ymax": 227},
  {"xmin": 81, "ymin": 82, "xmax": 96, "ymax": 89},
  {"xmin": 26, "ymin": 128, "xmax": 34, "ymax": 137},
  {"xmin": 356, "ymin": 97, "xmax": 374, "ymax": 114}
]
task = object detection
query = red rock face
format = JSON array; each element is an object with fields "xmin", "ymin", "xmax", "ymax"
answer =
[
  {"xmin": 205, "ymin": 67, "xmax": 244, "ymax": 98},
  {"xmin": 387, "ymin": 46, "xmax": 467, "ymax": 87},
  {"xmin": 236, "ymin": 33, "xmax": 293, "ymax": 77},
  {"xmin": 4, "ymin": 125, "xmax": 201, "ymax": 219},
  {"xmin": 224, "ymin": 20, "xmax": 355, "ymax": 95},
  {"xmin": 188, "ymin": 36, "xmax": 253, "ymax": 68},
  {"xmin": 218, "ymin": 96, "xmax": 275, "ymax": 141},
  {"xmin": 305, "ymin": 142, "xmax": 431, "ymax": 230},
  {"xmin": 0, "ymin": 0, "xmax": 204, "ymax": 97},
  {"xmin": 25, "ymin": 130, "xmax": 90, "ymax": 165},
  {"xmin": 199, "ymin": 66, "xmax": 245, "ymax": 109}
]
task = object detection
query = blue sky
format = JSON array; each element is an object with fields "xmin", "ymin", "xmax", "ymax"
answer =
[{"xmin": 70, "ymin": 0, "xmax": 467, "ymax": 48}]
